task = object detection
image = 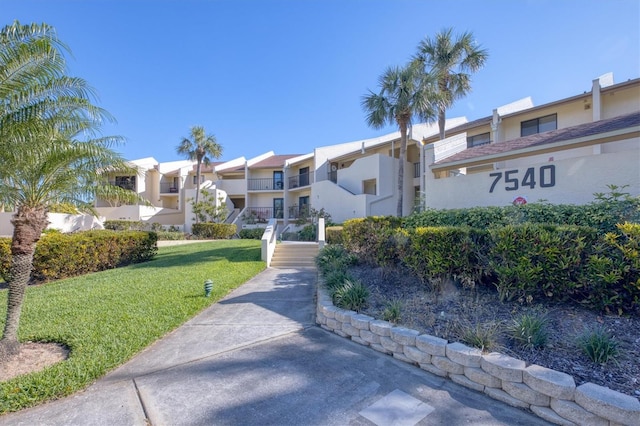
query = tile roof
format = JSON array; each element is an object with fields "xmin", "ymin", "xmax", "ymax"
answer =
[
  {"xmin": 434, "ymin": 112, "xmax": 640, "ymax": 166},
  {"xmin": 250, "ymin": 154, "xmax": 302, "ymax": 169}
]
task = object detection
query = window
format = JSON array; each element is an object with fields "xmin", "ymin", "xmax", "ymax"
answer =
[
  {"xmin": 521, "ymin": 114, "xmax": 557, "ymax": 137},
  {"xmin": 192, "ymin": 175, "xmax": 204, "ymax": 184},
  {"xmin": 115, "ymin": 176, "xmax": 135, "ymax": 191},
  {"xmin": 467, "ymin": 132, "xmax": 491, "ymax": 148},
  {"xmin": 299, "ymin": 167, "xmax": 309, "ymax": 187}
]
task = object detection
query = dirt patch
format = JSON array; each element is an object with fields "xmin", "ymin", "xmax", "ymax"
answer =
[
  {"xmin": 349, "ymin": 264, "xmax": 640, "ymax": 400},
  {"xmin": 0, "ymin": 342, "xmax": 69, "ymax": 382}
]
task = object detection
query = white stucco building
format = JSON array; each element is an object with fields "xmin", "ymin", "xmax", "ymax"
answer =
[{"xmin": 85, "ymin": 72, "xmax": 640, "ymax": 235}]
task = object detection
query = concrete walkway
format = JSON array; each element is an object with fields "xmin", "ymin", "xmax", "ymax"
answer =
[{"xmin": 1, "ymin": 268, "xmax": 550, "ymax": 425}]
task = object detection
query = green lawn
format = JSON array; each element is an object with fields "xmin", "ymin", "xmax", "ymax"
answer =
[{"xmin": 0, "ymin": 240, "xmax": 264, "ymax": 414}]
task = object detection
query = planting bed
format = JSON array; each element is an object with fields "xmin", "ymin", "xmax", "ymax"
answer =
[{"xmin": 349, "ymin": 264, "xmax": 640, "ymax": 400}]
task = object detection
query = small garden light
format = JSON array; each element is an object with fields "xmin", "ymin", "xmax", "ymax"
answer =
[{"xmin": 204, "ymin": 279, "xmax": 213, "ymax": 297}]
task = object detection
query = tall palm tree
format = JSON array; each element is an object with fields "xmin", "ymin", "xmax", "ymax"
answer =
[
  {"xmin": 413, "ymin": 28, "xmax": 488, "ymax": 140},
  {"xmin": 0, "ymin": 21, "xmax": 140, "ymax": 358},
  {"xmin": 362, "ymin": 63, "xmax": 437, "ymax": 216},
  {"xmin": 176, "ymin": 126, "xmax": 222, "ymax": 217}
]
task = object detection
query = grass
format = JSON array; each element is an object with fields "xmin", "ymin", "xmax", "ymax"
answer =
[
  {"xmin": 508, "ymin": 311, "xmax": 549, "ymax": 349},
  {"xmin": 576, "ymin": 325, "xmax": 620, "ymax": 364},
  {"xmin": 0, "ymin": 240, "xmax": 264, "ymax": 414}
]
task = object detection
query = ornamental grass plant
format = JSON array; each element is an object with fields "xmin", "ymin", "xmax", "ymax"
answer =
[{"xmin": 0, "ymin": 240, "xmax": 264, "ymax": 413}]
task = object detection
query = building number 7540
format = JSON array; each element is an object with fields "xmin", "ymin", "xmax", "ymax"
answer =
[{"xmin": 489, "ymin": 165, "xmax": 556, "ymax": 193}]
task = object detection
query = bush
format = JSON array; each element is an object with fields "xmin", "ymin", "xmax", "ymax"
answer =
[
  {"xmin": 488, "ymin": 224, "xmax": 597, "ymax": 303},
  {"xmin": 297, "ymin": 224, "xmax": 316, "ymax": 241},
  {"xmin": 342, "ymin": 216, "xmax": 402, "ymax": 265},
  {"xmin": 315, "ymin": 245, "xmax": 357, "ymax": 275},
  {"xmin": 0, "ymin": 230, "xmax": 157, "ymax": 283},
  {"xmin": 403, "ymin": 198, "xmax": 640, "ymax": 234},
  {"xmin": 155, "ymin": 231, "xmax": 186, "ymax": 241},
  {"xmin": 103, "ymin": 220, "xmax": 146, "ymax": 231},
  {"xmin": 401, "ymin": 227, "xmax": 480, "ymax": 291},
  {"xmin": 192, "ymin": 223, "xmax": 237, "ymax": 239},
  {"xmin": 239, "ymin": 228, "xmax": 264, "ymax": 239},
  {"xmin": 576, "ymin": 326, "xmax": 620, "ymax": 364},
  {"xmin": 582, "ymin": 223, "xmax": 640, "ymax": 314},
  {"xmin": 325, "ymin": 226, "xmax": 343, "ymax": 245}
]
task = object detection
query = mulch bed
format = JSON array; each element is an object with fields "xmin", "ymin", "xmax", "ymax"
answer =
[{"xmin": 349, "ymin": 264, "xmax": 640, "ymax": 400}]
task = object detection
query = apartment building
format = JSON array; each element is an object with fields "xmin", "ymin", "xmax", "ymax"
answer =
[{"xmin": 91, "ymin": 72, "xmax": 639, "ymax": 233}]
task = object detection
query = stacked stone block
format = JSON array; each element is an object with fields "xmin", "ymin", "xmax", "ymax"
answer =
[{"xmin": 316, "ymin": 284, "xmax": 640, "ymax": 426}]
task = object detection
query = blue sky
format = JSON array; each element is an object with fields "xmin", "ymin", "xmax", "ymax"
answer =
[{"xmin": 3, "ymin": 0, "xmax": 639, "ymax": 163}]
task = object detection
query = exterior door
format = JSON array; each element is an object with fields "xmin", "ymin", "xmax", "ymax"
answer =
[
  {"xmin": 273, "ymin": 171, "xmax": 284, "ymax": 190},
  {"xmin": 273, "ymin": 198, "xmax": 284, "ymax": 219},
  {"xmin": 299, "ymin": 196, "xmax": 309, "ymax": 217}
]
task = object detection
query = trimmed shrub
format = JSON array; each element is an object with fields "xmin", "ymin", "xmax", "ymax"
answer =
[
  {"xmin": 0, "ymin": 230, "xmax": 157, "ymax": 283},
  {"xmin": 239, "ymin": 228, "xmax": 264, "ymax": 239},
  {"xmin": 582, "ymin": 222, "xmax": 640, "ymax": 314},
  {"xmin": 488, "ymin": 224, "xmax": 597, "ymax": 303},
  {"xmin": 325, "ymin": 226, "xmax": 343, "ymax": 245},
  {"xmin": 155, "ymin": 231, "xmax": 186, "ymax": 240},
  {"xmin": 403, "ymin": 198, "xmax": 640, "ymax": 234},
  {"xmin": 103, "ymin": 220, "xmax": 146, "ymax": 231},
  {"xmin": 192, "ymin": 223, "xmax": 237, "ymax": 239},
  {"xmin": 342, "ymin": 216, "xmax": 402, "ymax": 265},
  {"xmin": 401, "ymin": 226, "xmax": 480, "ymax": 291}
]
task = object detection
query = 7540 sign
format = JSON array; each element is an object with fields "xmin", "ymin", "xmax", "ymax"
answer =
[{"xmin": 489, "ymin": 165, "xmax": 556, "ymax": 193}]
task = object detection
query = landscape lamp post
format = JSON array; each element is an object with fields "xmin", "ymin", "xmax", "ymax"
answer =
[{"xmin": 204, "ymin": 279, "xmax": 213, "ymax": 297}]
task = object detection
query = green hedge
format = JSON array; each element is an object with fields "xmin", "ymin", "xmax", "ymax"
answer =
[
  {"xmin": 403, "ymin": 199, "xmax": 640, "ymax": 234},
  {"xmin": 340, "ymin": 216, "xmax": 640, "ymax": 314},
  {"xmin": 103, "ymin": 219, "xmax": 147, "ymax": 231},
  {"xmin": 401, "ymin": 227, "xmax": 487, "ymax": 291},
  {"xmin": 325, "ymin": 226, "xmax": 344, "ymax": 245},
  {"xmin": 342, "ymin": 216, "xmax": 402, "ymax": 265},
  {"xmin": 192, "ymin": 223, "xmax": 237, "ymax": 239},
  {"xmin": 239, "ymin": 228, "xmax": 264, "ymax": 239},
  {"xmin": 488, "ymin": 224, "xmax": 598, "ymax": 303},
  {"xmin": 0, "ymin": 230, "xmax": 157, "ymax": 283},
  {"xmin": 583, "ymin": 223, "xmax": 640, "ymax": 314}
]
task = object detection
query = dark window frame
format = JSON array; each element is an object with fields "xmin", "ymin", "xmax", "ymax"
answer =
[
  {"xmin": 521, "ymin": 113, "xmax": 557, "ymax": 137},
  {"xmin": 467, "ymin": 132, "xmax": 491, "ymax": 148}
]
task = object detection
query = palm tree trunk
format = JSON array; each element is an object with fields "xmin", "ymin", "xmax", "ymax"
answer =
[
  {"xmin": 0, "ymin": 205, "xmax": 48, "ymax": 358},
  {"xmin": 396, "ymin": 122, "xmax": 408, "ymax": 217},
  {"xmin": 194, "ymin": 161, "xmax": 202, "ymax": 223},
  {"xmin": 438, "ymin": 108, "xmax": 446, "ymax": 140}
]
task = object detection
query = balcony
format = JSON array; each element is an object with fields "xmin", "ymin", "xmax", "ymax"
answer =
[
  {"xmin": 160, "ymin": 182, "xmax": 179, "ymax": 194},
  {"xmin": 247, "ymin": 178, "xmax": 284, "ymax": 191},
  {"xmin": 288, "ymin": 204, "xmax": 309, "ymax": 219},
  {"xmin": 288, "ymin": 171, "xmax": 313, "ymax": 189},
  {"xmin": 243, "ymin": 207, "xmax": 283, "ymax": 223}
]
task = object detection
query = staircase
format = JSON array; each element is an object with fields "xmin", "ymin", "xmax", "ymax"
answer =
[{"xmin": 270, "ymin": 242, "xmax": 319, "ymax": 269}]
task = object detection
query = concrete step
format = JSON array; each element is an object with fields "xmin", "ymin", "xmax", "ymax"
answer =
[{"xmin": 270, "ymin": 243, "xmax": 319, "ymax": 269}]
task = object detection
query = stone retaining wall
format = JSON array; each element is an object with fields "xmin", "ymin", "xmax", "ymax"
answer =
[{"xmin": 316, "ymin": 284, "xmax": 640, "ymax": 426}]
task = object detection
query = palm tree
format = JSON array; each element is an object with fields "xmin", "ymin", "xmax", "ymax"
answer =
[
  {"xmin": 413, "ymin": 28, "xmax": 489, "ymax": 140},
  {"xmin": 0, "ymin": 21, "xmax": 140, "ymax": 358},
  {"xmin": 176, "ymin": 126, "xmax": 222, "ymax": 217},
  {"xmin": 362, "ymin": 64, "xmax": 437, "ymax": 216}
]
